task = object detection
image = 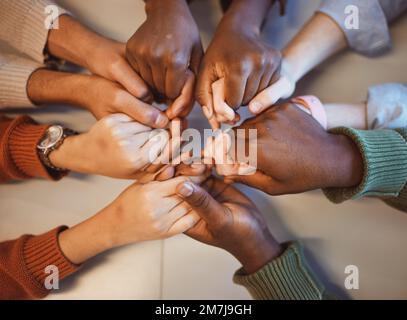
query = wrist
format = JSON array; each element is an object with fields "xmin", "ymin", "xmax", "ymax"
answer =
[
  {"xmin": 48, "ymin": 134, "xmax": 84, "ymax": 173},
  {"xmin": 47, "ymin": 15, "xmax": 105, "ymax": 71},
  {"xmin": 218, "ymin": 0, "xmax": 272, "ymax": 35},
  {"xmin": 236, "ymin": 234, "xmax": 283, "ymax": 274},
  {"xmin": 58, "ymin": 208, "xmax": 116, "ymax": 264},
  {"xmin": 145, "ymin": 0, "xmax": 188, "ymax": 15},
  {"xmin": 322, "ymin": 134, "xmax": 364, "ymax": 189}
]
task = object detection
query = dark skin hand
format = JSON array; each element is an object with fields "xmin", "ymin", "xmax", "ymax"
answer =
[
  {"xmin": 126, "ymin": 0, "xmax": 203, "ymax": 117},
  {"xmin": 225, "ymin": 103, "xmax": 364, "ymax": 195},
  {"xmin": 177, "ymin": 178, "xmax": 282, "ymax": 274},
  {"xmin": 196, "ymin": 0, "xmax": 282, "ymax": 117}
]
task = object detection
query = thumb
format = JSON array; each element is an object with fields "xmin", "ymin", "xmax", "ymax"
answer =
[
  {"xmin": 176, "ymin": 181, "xmax": 224, "ymax": 224},
  {"xmin": 249, "ymin": 76, "xmax": 295, "ymax": 114}
]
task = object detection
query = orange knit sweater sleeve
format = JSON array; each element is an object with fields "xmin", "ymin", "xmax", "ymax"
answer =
[
  {"xmin": 0, "ymin": 115, "xmax": 56, "ymax": 182},
  {"xmin": 0, "ymin": 227, "xmax": 80, "ymax": 299},
  {"xmin": 0, "ymin": 115, "xmax": 79, "ymax": 299}
]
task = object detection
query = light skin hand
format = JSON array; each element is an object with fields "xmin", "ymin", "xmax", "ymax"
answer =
[
  {"xmin": 249, "ymin": 12, "xmax": 348, "ymax": 114},
  {"xmin": 27, "ymin": 69, "xmax": 169, "ymax": 128},
  {"xmin": 49, "ymin": 114, "xmax": 171, "ymax": 179},
  {"xmin": 126, "ymin": 0, "xmax": 203, "ymax": 117},
  {"xmin": 59, "ymin": 176, "xmax": 207, "ymax": 265},
  {"xmin": 176, "ymin": 178, "xmax": 282, "ymax": 274},
  {"xmin": 196, "ymin": 0, "xmax": 281, "ymax": 123},
  {"xmin": 225, "ymin": 103, "xmax": 364, "ymax": 195}
]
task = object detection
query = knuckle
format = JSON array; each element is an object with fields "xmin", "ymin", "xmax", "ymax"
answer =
[
  {"xmin": 167, "ymin": 53, "xmax": 187, "ymax": 70},
  {"xmin": 234, "ymin": 61, "xmax": 250, "ymax": 74}
]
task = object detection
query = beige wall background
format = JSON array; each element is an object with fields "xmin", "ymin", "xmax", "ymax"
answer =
[{"xmin": 0, "ymin": 0, "xmax": 406, "ymax": 299}]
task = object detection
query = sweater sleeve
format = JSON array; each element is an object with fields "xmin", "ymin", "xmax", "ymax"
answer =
[
  {"xmin": 323, "ymin": 127, "xmax": 407, "ymax": 212},
  {"xmin": 0, "ymin": 226, "xmax": 79, "ymax": 299},
  {"xmin": 0, "ymin": 53, "xmax": 43, "ymax": 109},
  {"xmin": 318, "ymin": 0, "xmax": 407, "ymax": 56},
  {"xmin": 0, "ymin": 115, "xmax": 65, "ymax": 182},
  {"xmin": 233, "ymin": 242, "xmax": 328, "ymax": 300},
  {"xmin": 0, "ymin": 0, "xmax": 69, "ymax": 64}
]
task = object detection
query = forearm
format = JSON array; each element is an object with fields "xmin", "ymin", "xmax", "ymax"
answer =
[
  {"xmin": 27, "ymin": 69, "xmax": 90, "ymax": 109},
  {"xmin": 58, "ymin": 206, "xmax": 116, "ymax": 264},
  {"xmin": 325, "ymin": 103, "xmax": 367, "ymax": 130},
  {"xmin": 217, "ymin": 0, "xmax": 274, "ymax": 34},
  {"xmin": 283, "ymin": 12, "xmax": 348, "ymax": 82},
  {"xmin": 46, "ymin": 15, "xmax": 110, "ymax": 69}
]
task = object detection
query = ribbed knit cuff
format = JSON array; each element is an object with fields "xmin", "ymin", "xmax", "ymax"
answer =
[
  {"xmin": 0, "ymin": 0, "xmax": 70, "ymax": 63},
  {"xmin": 2, "ymin": 116, "xmax": 64, "ymax": 181},
  {"xmin": 0, "ymin": 54, "xmax": 42, "ymax": 108},
  {"xmin": 323, "ymin": 127, "xmax": 407, "ymax": 203},
  {"xmin": 22, "ymin": 226, "xmax": 80, "ymax": 298},
  {"xmin": 233, "ymin": 242, "xmax": 325, "ymax": 300}
]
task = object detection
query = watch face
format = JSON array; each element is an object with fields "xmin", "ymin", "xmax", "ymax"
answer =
[{"xmin": 38, "ymin": 125, "xmax": 64, "ymax": 150}]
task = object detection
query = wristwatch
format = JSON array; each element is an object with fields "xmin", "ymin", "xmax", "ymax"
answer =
[{"xmin": 37, "ymin": 125, "xmax": 78, "ymax": 172}]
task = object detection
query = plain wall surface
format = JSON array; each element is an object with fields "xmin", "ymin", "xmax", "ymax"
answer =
[{"xmin": 0, "ymin": 0, "xmax": 406, "ymax": 299}]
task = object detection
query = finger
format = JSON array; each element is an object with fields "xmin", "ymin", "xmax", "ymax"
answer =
[
  {"xmin": 257, "ymin": 64, "xmax": 275, "ymax": 93},
  {"xmin": 212, "ymin": 79, "xmax": 236, "ymax": 122},
  {"xmin": 242, "ymin": 72, "xmax": 263, "ymax": 106},
  {"xmin": 137, "ymin": 59, "xmax": 155, "ymax": 91},
  {"xmin": 196, "ymin": 67, "xmax": 216, "ymax": 121},
  {"xmin": 140, "ymin": 130, "xmax": 171, "ymax": 165},
  {"xmin": 248, "ymin": 76, "xmax": 293, "ymax": 115},
  {"xmin": 151, "ymin": 63, "xmax": 166, "ymax": 96},
  {"xmin": 155, "ymin": 166, "xmax": 176, "ymax": 181},
  {"xmin": 190, "ymin": 42, "xmax": 204, "ymax": 76},
  {"xmin": 176, "ymin": 181, "xmax": 226, "ymax": 225},
  {"xmin": 157, "ymin": 175, "xmax": 208, "ymax": 196},
  {"xmin": 119, "ymin": 92, "xmax": 169, "ymax": 128},
  {"xmin": 166, "ymin": 201, "xmax": 191, "ymax": 224},
  {"xmin": 224, "ymin": 171, "xmax": 278, "ymax": 195},
  {"xmin": 165, "ymin": 58, "xmax": 189, "ymax": 99},
  {"xmin": 166, "ymin": 70, "xmax": 195, "ymax": 119},
  {"xmin": 224, "ymin": 74, "xmax": 248, "ymax": 110},
  {"xmin": 112, "ymin": 48, "xmax": 153, "ymax": 101},
  {"xmin": 167, "ymin": 211, "xmax": 200, "ymax": 236},
  {"xmin": 175, "ymin": 163, "xmax": 207, "ymax": 177}
]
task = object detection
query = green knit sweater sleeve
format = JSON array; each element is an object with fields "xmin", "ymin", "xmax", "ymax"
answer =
[
  {"xmin": 322, "ymin": 127, "xmax": 407, "ymax": 211},
  {"xmin": 233, "ymin": 242, "xmax": 328, "ymax": 300}
]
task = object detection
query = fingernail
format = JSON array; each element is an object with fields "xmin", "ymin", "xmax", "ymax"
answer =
[
  {"xmin": 155, "ymin": 113, "xmax": 168, "ymax": 127},
  {"xmin": 250, "ymin": 101, "xmax": 263, "ymax": 114},
  {"xmin": 178, "ymin": 182, "xmax": 194, "ymax": 197}
]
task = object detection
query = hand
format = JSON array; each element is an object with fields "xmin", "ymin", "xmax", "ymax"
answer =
[
  {"xmin": 47, "ymin": 15, "xmax": 152, "ymax": 101},
  {"xmin": 196, "ymin": 0, "xmax": 281, "ymax": 123},
  {"xmin": 49, "ymin": 114, "xmax": 171, "ymax": 179},
  {"xmin": 126, "ymin": 0, "xmax": 203, "ymax": 114},
  {"xmin": 59, "ymin": 175, "xmax": 206, "ymax": 264},
  {"xmin": 176, "ymin": 178, "xmax": 282, "ymax": 274},
  {"xmin": 224, "ymin": 103, "xmax": 364, "ymax": 195},
  {"xmin": 27, "ymin": 70, "xmax": 169, "ymax": 128},
  {"xmin": 81, "ymin": 75, "xmax": 169, "ymax": 128}
]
